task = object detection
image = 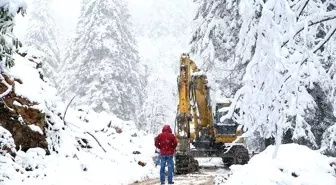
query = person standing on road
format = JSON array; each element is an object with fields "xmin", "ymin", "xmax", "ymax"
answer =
[{"xmin": 155, "ymin": 125, "xmax": 178, "ymax": 185}]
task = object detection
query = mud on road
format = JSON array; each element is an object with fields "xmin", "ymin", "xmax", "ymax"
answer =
[{"xmin": 130, "ymin": 165, "xmax": 230, "ymax": 185}]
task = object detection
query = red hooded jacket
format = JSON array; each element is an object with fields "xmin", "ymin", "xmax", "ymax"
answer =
[{"xmin": 155, "ymin": 125, "xmax": 178, "ymax": 156}]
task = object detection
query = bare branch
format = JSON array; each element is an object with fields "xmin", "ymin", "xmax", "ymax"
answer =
[
  {"xmin": 85, "ymin": 131, "xmax": 107, "ymax": 153},
  {"xmin": 63, "ymin": 95, "xmax": 76, "ymax": 124},
  {"xmin": 312, "ymin": 25, "xmax": 336, "ymax": 53},
  {"xmin": 0, "ymin": 74, "xmax": 12, "ymax": 99},
  {"xmin": 1, "ymin": 98, "xmax": 14, "ymax": 112},
  {"xmin": 297, "ymin": 0, "xmax": 310, "ymax": 21},
  {"xmin": 298, "ymin": 24, "xmax": 336, "ymax": 66},
  {"xmin": 290, "ymin": 0, "xmax": 302, "ymax": 8}
]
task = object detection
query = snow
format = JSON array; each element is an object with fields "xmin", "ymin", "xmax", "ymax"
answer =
[
  {"xmin": 0, "ymin": 54, "xmax": 159, "ymax": 184},
  {"xmin": 28, "ymin": 125, "xmax": 43, "ymax": 135},
  {"xmin": 10, "ymin": 55, "xmax": 57, "ymax": 112},
  {"xmin": 4, "ymin": 0, "xmax": 336, "ymax": 184},
  {"xmin": 222, "ymin": 144, "xmax": 336, "ymax": 185},
  {"xmin": 0, "ymin": 126, "xmax": 16, "ymax": 156},
  {"xmin": 0, "ymin": 0, "xmax": 27, "ymax": 16},
  {"xmin": 13, "ymin": 100, "xmax": 22, "ymax": 106},
  {"xmin": 191, "ymin": 70, "xmax": 206, "ymax": 77}
]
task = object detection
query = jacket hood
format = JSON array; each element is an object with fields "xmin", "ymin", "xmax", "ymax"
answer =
[{"xmin": 162, "ymin": 125, "xmax": 172, "ymax": 133}]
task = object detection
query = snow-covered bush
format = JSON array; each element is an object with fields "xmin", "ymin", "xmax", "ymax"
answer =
[
  {"xmin": 0, "ymin": 126, "xmax": 16, "ymax": 156},
  {"xmin": 15, "ymin": 148, "xmax": 47, "ymax": 173},
  {"xmin": 321, "ymin": 125, "xmax": 336, "ymax": 156}
]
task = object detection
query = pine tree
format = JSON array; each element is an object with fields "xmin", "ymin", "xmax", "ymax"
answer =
[
  {"xmin": 24, "ymin": 0, "xmax": 61, "ymax": 86},
  {"xmin": 59, "ymin": 0, "xmax": 144, "ymax": 121},
  {"xmin": 131, "ymin": 0, "xmax": 195, "ymax": 131},
  {"xmin": 0, "ymin": 1, "xmax": 26, "ymax": 69},
  {"xmin": 137, "ymin": 65, "xmax": 177, "ymax": 133},
  {"xmin": 190, "ymin": 0, "xmax": 245, "ymax": 97}
]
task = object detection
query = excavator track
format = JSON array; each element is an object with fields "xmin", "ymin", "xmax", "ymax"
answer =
[
  {"xmin": 221, "ymin": 145, "xmax": 249, "ymax": 166},
  {"xmin": 175, "ymin": 153, "xmax": 199, "ymax": 175}
]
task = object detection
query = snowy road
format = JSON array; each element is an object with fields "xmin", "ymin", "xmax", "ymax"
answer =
[
  {"xmin": 130, "ymin": 158, "xmax": 230, "ymax": 185},
  {"xmin": 130, "ymin": 167, "xmax": 229, "ymax": 185}
]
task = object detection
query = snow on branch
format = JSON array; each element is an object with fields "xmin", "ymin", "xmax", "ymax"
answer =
[
  {"xmin": 282, "ymin": 11, "xmax": 336, "ymax": 47},
  {"xmin": 0, "ymin": 1, "xmax": 26, "ymax": 68},
  {"xmin": 290, "ymin": 0, "xmax": 304, "ymax": 8},
  {"xmin": 312, "ymin": 24, "xmax": 336, "ymax": 54}
]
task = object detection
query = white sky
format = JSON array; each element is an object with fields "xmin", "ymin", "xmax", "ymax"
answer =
[{"xmin": 14, "ymin": 0, "xmax": 81, "ymax": 45}]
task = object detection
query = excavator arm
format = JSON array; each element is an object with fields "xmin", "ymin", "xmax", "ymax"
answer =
[{"xmin": 176, "ymin": 54, "xmax": 214, "ymax": 139}]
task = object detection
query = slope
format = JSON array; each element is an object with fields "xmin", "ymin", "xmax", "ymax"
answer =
[{"xmin": 1, "ymin": 54, "xmax": 157, "ymax": 184}]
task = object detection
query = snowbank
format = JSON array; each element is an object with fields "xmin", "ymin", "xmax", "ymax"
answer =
[
  {"xmin": 0, "ymin": 54, "xmax": 158, "ymax": 184},
  {"xmin": 220, "ymin": 144, "xmax": 336, "ymax": 185}
]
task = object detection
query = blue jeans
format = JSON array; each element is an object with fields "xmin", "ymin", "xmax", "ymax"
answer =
[{"xmin": 160, "ymin": 155, "xmax": 174, "ymax": 183}]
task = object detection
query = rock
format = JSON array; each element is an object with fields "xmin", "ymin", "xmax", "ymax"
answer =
[
  {"xmin": 133, "ymin": 151, "xmax": 141, "ymax": 155},
  {"xmin": 291, "ymin": 172, "xmax": 299, "ymax": 178},
  {"xmin": 0, "ymin": 74, "xmax": 48, "ymax": 152},
  {"xmin": 138, "ymin": 161, "xmax": 146, "ymax": 167},
  {"xmin": 114, "ymin": 126, "xmax": 122, "ymax": 134}
]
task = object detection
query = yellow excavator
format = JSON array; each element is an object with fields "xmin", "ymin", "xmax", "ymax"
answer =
[{"xmin": 174, "ymin": 53, "xmax": 249, "ymax": 174}]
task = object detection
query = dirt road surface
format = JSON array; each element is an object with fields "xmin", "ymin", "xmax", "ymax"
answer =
[{"xmin": 130, "ymin": 158, "xmax": 230, "ymax": 185}]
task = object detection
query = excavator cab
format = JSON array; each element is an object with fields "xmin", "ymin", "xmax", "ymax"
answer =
[
  {"xmin": 213, "ymin": 101, "xmax": 244, "ymax": 143},
  {"xmin": 214, "ymin": 102, "xmax": 237, "ymax": 136}
]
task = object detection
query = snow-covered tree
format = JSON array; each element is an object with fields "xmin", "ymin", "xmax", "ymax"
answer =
[
  {"xmin": 190, "ymin": 0, "xmax": 245, "ymax": 97},
  {"xmin": 137, "ymin": 64, "xmax": 177, "ymax": 133},
  {"xmin": 224, "ymin": 0, "xmax": 336, "ymax": 156},
  {"xmin": 0, "ymin": 1, "xmax": 26, "ymax": 69},
  {"xmin": 24, "ymin": 0, "xmax": 61, "ymax": 86},
  {"xmin": 59, "ymin": 0, "xmax": 145, "ymax": 121},
  {"xmin": 130, "ymin": 0, "xmax": 195, "ymax": 132}
]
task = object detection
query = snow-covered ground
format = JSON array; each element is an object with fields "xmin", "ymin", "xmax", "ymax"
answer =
[
  {"xmin": 219, "ymin": 144, "xmax": 336, "ymax": 185},
  {"xmin": 0, "ymin": 54, "xmax": 158, "ymax": 185}
]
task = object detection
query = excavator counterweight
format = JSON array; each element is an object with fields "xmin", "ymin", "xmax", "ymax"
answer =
[{"xmin": 174, "ymin": 53, "xmax": 249, "ymax": 174}]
